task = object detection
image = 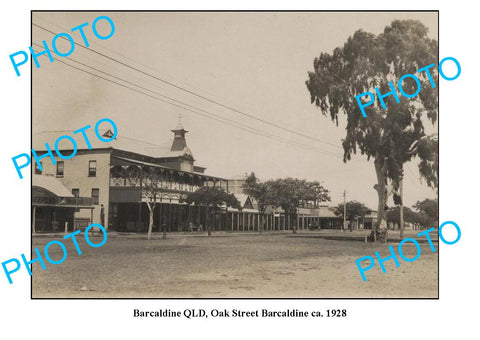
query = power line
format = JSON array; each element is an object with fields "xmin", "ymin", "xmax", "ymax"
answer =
[
  {"xmin": 32, "ymin": 22, "xmax": 344, "ymax": 149},
  {"xmin": 31, "ymin": 43, "xmax": 346, "ymax": 158},
  {"xmin": 31, "ymin": 42, "xmax": 347, "ymax": 159},
  {"xmin": 33, "ymin": 15, "xmax": 204, "ymax": 93},
  {"xmin": 32, "ymin": 47, "xmax": 364, "ymax": 161}
]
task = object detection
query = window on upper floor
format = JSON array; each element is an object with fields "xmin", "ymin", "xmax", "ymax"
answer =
[
  {"xmin": 56, "ymin": 161, "xmax": 64, "ymax": 177},
  {"xmin": 89, "ymin": 160, "xmax": 97, "ymax": 177},
  {"xmin": 35, "ymin": 162, "xmax": 42, "ymax": 175}
]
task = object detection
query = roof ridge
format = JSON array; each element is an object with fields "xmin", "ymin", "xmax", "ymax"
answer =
[{"xmin": 34, "ymin": 130, "xmax": 171, "ymax": 147}]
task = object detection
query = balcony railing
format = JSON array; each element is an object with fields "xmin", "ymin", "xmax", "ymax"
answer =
[
  {"xmin": 32, "ymin": 196, "xmax": 56, "ymax": 205},
  {"xmin": 33, "ymin": 196, "xmax": 94, "ymax": 207},
  {"xmin": 110, "ymin": 177, "xmax": 202, "ymax": 193},
  {"xmin": 60, "ymin": 197, "xmax": 95, "ymax": 206}
]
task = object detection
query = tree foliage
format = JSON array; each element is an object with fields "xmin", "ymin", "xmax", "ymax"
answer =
[
  {"xmin": 267, "ymin": 178, "xmax": 306, "ymax": 215},
  {"xmin": 182, "ymin": 186, "xmax": 241, "ymax": 236},
  {"xmin": 415, "ymin": 135, "xmax": 438, "ymax": 190},
  {"xmin": 141, "ymin": 167, "xmax": 163, "ymax": 206},
  {"xmin": 386, "ymin": 206, "xmax": 422, "ymax": 225},
  {"xmin": 302, "ymin": 180, "xmax": 332, "ymax": 206},
  {"xmin": 243, "ymin": 174, "xmax": 330, "ymax": 233},
  {"xmin": 305, "ymin": 20, "xmax": 438, "ymax": 230},
  {"xmin": 267, "ymin": 178, "xmax": 330, "ymax": 233},
  {"xmin": 124, "ymin": 166, "xmax": 164, "ymax": 240},
  {"xmin": 266, "ymin": 178, "xmax": 331, "ymax": 214},
  {"xmin": 242, "ymin": 172, "xmax": 273, "ymax": 215},
  {"xmin": 413, "ymin": 198, "xmax": 438, "ymax": 228},
  {"xmin": 334, "ymin": 201, "xmax": 371, "ymax": 222},
  {"xmin": 182, "ymin": 186, "xmax": 241, "ymax": 211}
]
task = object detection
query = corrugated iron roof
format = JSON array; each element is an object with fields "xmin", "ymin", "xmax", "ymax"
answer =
[
  {"xmin": 33, "ymin": 130, "xmax": 193, "ymax": 159},
  {"xmin": 32, "ymin": 174, "xmax": 74, "ymax": 197},
  {"xmin": 111, "ymin": 156, "xmax": 225, "ymax": 180}
]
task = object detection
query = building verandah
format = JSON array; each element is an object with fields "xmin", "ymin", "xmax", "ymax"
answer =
[
  {"xmin": 226, "ymin": 210, "xmax": 342, "ymax": 232},
  {"xmin": 32, "ymin": 175, "xmax": 95, "ymax": 233},
  {"xmin": 107, "ymin": 157, "xmax": 344, "ymax": 233},
  {"xmin": 108, "ymin": 155, "xmax": 229, "ymax": 232},
  {"xmin": 109, "ymin": 201, "xmax": 217, "ymax": 232},
  {"xmin": 108, "ymin": 201, "xmax": 344, "ymax": 233}
]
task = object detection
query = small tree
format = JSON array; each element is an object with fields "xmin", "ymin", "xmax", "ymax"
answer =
[
  {"xmin": 334, "ymin": 201, "xmax": 370, "ymax": 230},
  {"xmin": 142, "ymin": 167, "xmax": 164, "ymax": 240},
  {"xmin": 242, "ymin": 173, "xmax": 274, "ymax": 233},
  {"xmin": 387, "ymin": 206, "xmax": 431, "ymax": 231},
  {"xmin": 267, "ymin": 178, "xmax": 330, "ymax": 233},
  {"xmin": 302, "ymin": 181, "xmax": 331, "ymax": 207},
  {"xmin": 386, "ymin": 206, "xmax": 416, "ymax": 227},
  {"xmin": 182, "ymin": 186, "xmax": 241, "ymax": 237},
  {"xmin": 413, "ymin": 198, "xmax": 438, "ymax": 229},
  {"xmin": 124, "ymin": 166, "xmax": 164, "ymax": 240}
]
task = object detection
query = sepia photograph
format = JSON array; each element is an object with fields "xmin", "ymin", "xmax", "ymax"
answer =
[{"xmin": 31, "ymin": 11, "xmax": 439, "ymax": 298}]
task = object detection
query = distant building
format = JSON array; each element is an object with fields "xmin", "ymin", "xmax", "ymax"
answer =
[
  {"xmin": 296, "ymin": 205, "xmax": 344, "ymax": 229},
  {"xmin": 363, "ymin": 211, "xmax": 378, "ymax": 229},
  {"xmin": 221, "ymin": 176, "xmax": 248, "ymax": 195}
]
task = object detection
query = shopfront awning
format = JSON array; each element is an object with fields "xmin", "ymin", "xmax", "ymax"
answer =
[
  {"xmin": 32, "ymin": 175, "xmax": 94, "ymax": 208},
  {"xmin": 32, "ymin": 174, "xmax": 74, "ymax": 198}
]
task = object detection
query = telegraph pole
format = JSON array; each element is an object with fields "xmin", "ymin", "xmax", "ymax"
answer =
[{"xmin": 343, "ymin": 190, "xmax": 346, "ymax": 232}]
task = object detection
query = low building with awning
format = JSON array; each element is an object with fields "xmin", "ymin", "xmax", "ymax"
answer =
[{"xmin": 32, "ymin": 174, "xmax": 95, "ymax": 233}]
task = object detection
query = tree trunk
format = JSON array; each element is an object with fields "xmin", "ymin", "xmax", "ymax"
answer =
[
  {"xmin": 291, "ymin": 212, "xmax": 297, "ymax": 234},
  {"xmin": 373, "ymin": 157, "xmax": 388, "ymax": 242},
  {"xmin": 206, "ymin": 206, "xmax": 211, "ymax": 237},
  {"xmin": 146, "ymin": 202, "xmax": 154, "ymax": 240},
  {"xmin": 160, "ymin": 203, "xmax": 166, "ymax": 239}
]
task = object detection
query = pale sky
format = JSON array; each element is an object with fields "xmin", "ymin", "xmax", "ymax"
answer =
[{"xmin": 32, "ymin": 11, "xmax": 438, "ymax": 209}]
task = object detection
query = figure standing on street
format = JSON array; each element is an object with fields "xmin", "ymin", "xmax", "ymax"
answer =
[{"xmin": 100, "ymin": 204, "xmax": 105, "ymax": 227}]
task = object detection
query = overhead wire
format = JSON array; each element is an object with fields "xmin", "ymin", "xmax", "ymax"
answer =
[
  {"xmin": 32, "ymin": 21, "xmax": 344, "ymax": 149},
  {"xmin": 33, "ymin": 14, "xmax": 206, "ymax": 94},
  {"xmin": 31, "ymin": 41, "xmax": 343, "ymax": 158},
  {"xmin": 31, "ymin": 44, "xmax": 367, "ymax": 162}
]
